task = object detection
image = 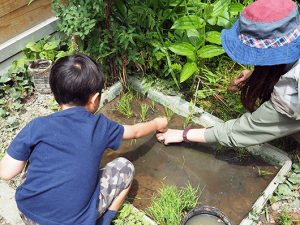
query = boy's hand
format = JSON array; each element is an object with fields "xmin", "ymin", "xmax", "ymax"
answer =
[
  {"xmin": 154, "ymin": 117, "xmax": 168, "ymax": 132},
  {"xmin": 228, "ymin": 70, "xmax": 252, "ymax": 92}
]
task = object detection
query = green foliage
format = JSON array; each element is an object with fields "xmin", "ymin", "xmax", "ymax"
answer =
[
  {"xmin": 24, "ymin": 36, "xmax": 70, "ymax": 61},
  {"xmin": 0, "ymin": 56, "xmax": 33, "ymax": 118},
  {"xmin": 140, "ymin": 104, "xmax": 149, "ymax": 122},
  {"xmin": 49, "ymin": 97, "xmax": 60, "ymax": 112},
  {"xmin": 52, "ymin": 0, "xmax": 248, "ymax": 87},
  {"xmin": 147, "ymin": 183, "xmax": 199, "ymax": 225},
  {"xmin": 116, "ymin": 93, "xmax": 134, "ymax": 118},
  {"xmin": 114, "ymin": 203, "xmax": 151, "ymax": 225},
  {"xmin": 194, "ymin": 56, "xmax": 246, "ymax": 121},
  {"xmin": 270, "ymin": 162, "xmax": 300, "ymax": 204},
  {"xmin": 52, "ymin": 0, "xmax": 104, "ymax": 40},
  {"xmin": 0, "ymin": 36, "xmax": 70, "ymax": 117},
  {"xmin": 278, "ymin": 209, "xmax": 292, "ymax": 225}
]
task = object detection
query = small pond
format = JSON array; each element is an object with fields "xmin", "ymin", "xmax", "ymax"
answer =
[{"xmin": 99, "ymin": 95, "xmax": 278, "ymax": 224}]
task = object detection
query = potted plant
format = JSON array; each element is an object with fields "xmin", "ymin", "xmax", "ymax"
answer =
[
  {"xmin": 28, "ymin": 59, "xmax": 52, "ymax": 94},
  {"xmin": 26, "ymin": 36, "xmax": 70, "ymax": 94}
]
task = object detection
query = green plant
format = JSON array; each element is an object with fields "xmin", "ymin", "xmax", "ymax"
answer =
[
  {"xmin": 24, "ymin": 36, "xmax": 70, "ymax": 61},
  {"xmin": 278, "ymin": 209, "xmax": 292, "ymax": 225},
  {"xmin": 116, "ymin": 93, "xmax": 134, "ymax": 118},
  {"xmin": 164, "ymin": 106, "xmax": 174, "ymax": 121},
  {"xmin": 0, "ymin": 56, "xmax": 33, "ymax": 118},
  {"xmin": 147, "ymin": 184, "xmax": 199, "ymax": 225},
  {"xmin": 140, "ymin": 104, "xmax": 149, "ymax": 122},
  {"xmin": 236, "ymin": 147, "xmax": 249, "ymax": 160},
  {"xmin": 0, "ymin": 35, "xmax": 70, "ymax": 118},
  {"xmin": 49, "ymin": 97, "xmax": 60, "ymax": 112},
  {"xmin": 114, "ymin": 203, "xmax": 151, "ymax": 225},
  {"xmin": 150, "ymin": 100, "xmax": 156, "ymax": 111},
  {"xmin": 52, "ymin": 1, "xmax": 104, "ymax": 40}
]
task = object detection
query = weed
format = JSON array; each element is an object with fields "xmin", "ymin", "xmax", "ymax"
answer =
[
  {"xmin": 164, "ymin": 106, "xmax": 174, "ymax": 121},
  {"xmin": 116, "ymin": 93, "xmax": 134, "ymax": 118},
  {"xmin": 236, "ymin": 147, "xmax": 249, "ymax": 160},
  {"xmin": 147, "ymin": 184, "xmax": 199, "ymax": 225},
  {"xmin": 278, "ymin": 209, "xmax": 292, "ymax": 225},
  {"xmin": 140, "ymin": 104, "xmax": 149, "ymax": 122},
  {"xmin": 49, "ymin": 97, "xmax": 60, "ymax": 112}
]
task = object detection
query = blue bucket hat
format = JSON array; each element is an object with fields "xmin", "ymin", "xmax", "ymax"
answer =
[{"xmin": 221, "ymin": 0, "xmax": 300, "ymax": 66}]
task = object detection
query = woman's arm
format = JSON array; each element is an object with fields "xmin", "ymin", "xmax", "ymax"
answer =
[
  {"xmin": 157, "ymin": 101, "xmax": 300, "ymax": 148},
  {"xmin": 0, "ymin": 153, "xmax": 26, "ymax": 180},
  {"xmin": 156, "ymin": 128, "xmax": 207, "ymax": 144},
  {"xmin": 123, "ymin": 117, "xmax": 168, "ymax": 140}
]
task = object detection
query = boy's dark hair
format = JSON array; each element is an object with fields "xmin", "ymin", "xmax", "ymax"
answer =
[{"xmin": 49, "ymin": 53, "xmax": 104, "ymax": 106}]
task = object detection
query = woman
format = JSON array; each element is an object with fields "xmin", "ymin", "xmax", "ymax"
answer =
[{"xmin": 157, "ymin": 0, "xmax": 300, "ymax": 148}]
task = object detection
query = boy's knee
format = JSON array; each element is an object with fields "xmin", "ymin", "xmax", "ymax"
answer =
[
  {"xmin": 119, "ymin": 157, "xmax": 135, "ymax": 178},
  {"xmin": 109, "ymin": 157, "xmax": 135, "ymax": 184}
]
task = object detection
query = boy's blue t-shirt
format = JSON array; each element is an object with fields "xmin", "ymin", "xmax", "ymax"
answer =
[{"xmin": 7, "ymin": 107, "xmax": 124, "ymax": 225}]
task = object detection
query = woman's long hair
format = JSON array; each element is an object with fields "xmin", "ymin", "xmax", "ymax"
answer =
[{"xmin": 240, "ymin": 64, "xmax": 292, "ymax": 112}]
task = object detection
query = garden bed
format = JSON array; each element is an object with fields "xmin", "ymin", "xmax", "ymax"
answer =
[
  {"xmin": 98, "ymin": 79, "xmax": 293, "ymax": 225},
  {"xmin": 100, "ymin": 93, "xmax": 278, "ymax": 224}
]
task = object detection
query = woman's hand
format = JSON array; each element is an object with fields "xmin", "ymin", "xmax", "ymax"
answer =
[
  {"xmin": 156, "ymin": 129, "xmax": 184, "ymax": 145},
  {"xmin": 228, "ymin": 70, "xmax": 252, "ymax": 92}
]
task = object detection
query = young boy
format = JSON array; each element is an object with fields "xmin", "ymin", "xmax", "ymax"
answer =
[{"xmin": 0, "ymin": 53, "xmax": 168, "ymax": 225}]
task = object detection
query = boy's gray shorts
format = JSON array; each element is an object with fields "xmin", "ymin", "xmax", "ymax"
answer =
[
  {"xmin": 20, "ymin": 157, "xmax": 135, "ymax": 225},
  {"xmin": 97, "ymin": 157, "xmax": 135, "ymax": 216}
]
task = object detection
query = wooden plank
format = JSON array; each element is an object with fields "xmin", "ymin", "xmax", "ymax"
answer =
[
  {"xmin": 0, "ymin": 0, "xmax": 53, "ymax": 44},
  {"xmin": 0, "ymin": 18, "xmax": 58, "ymax": 63},
  {"xmin": 0, "ymin": 0, "xmax": 28, "ymax": 18}
]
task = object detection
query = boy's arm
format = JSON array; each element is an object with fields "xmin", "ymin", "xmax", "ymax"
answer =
[
  {"xmin": 123, "ymin": 117, "xmax": 168, "ymax": 140},
  {"xmin": 0, "ymin": 153, "xmax": 26, "ymax": 180}
]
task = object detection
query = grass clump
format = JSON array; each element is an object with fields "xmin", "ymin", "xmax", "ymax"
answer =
[
  {"xmin": 278, "ymin": 209, "xmax": 292, "ymax": 225},
  {"xmin": 116, "ymin": 92, "xmax": 134, "ymax": 118},
  {"xmin": 147, "ymin": 184, "xmax": 199, "ymax": 225}
]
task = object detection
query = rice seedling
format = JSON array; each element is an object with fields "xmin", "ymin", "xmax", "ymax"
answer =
[
  {"xmin": 164, "ymin": 105, "xmax": 174, "ymax": 121},
  {"xmin": 147, "ymin": 184, "xmax": 199, "ymax": 225},
  {"xmin": 256, "ymin": 166, "xmax": 274, "ymax": 177},
  {"xmin": 140, "ymin": 104, "xmax": 149, "ymax": 122},
  {"xmin": 116, "ymin": 92, "xmax": 134, "ymax": 118}
]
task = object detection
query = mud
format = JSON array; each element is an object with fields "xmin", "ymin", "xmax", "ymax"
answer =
[{"xmin": 99, "ymin": 96, "xmax": 278, "ymax": 224}]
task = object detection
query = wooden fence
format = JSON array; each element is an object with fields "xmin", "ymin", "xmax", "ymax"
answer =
[{"xmin": 0, "ymin": 0, "xmax": 53, "ymax": 44}]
